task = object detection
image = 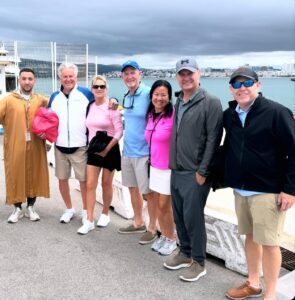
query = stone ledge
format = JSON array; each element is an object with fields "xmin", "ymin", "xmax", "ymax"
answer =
[
  {"xmin": 276, "ymin": 271, "xmax": 295, "ymax": 300},
  {"xmin": 68, "ymin": 164, "xmax": 294, "ymax": 276}
]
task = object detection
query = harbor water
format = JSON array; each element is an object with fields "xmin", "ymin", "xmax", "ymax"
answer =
[{"xmin": 36, "ymin": 77, "xmax": 295, "ymax": 113}]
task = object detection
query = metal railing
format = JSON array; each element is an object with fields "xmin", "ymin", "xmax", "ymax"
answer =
[{"xmin": 2, "ymin": 40, "xmax": 99, "ymax": 96}]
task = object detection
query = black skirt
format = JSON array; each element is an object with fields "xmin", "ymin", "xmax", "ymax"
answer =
[{"xmin": 87, "ymin": 142, "xmax": 121, "ymax": 171}]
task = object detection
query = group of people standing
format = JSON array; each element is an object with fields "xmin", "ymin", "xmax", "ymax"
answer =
[{"xmin": 0, "ymin": 57, "xmax": 294, "ymax": 300}]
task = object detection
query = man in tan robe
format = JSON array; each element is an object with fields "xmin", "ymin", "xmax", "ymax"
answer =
[{"xmin": 0, "ymin": 68, "xmax": 50, "ymax": 223}]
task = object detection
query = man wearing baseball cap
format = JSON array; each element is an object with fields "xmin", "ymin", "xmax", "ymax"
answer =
[
  {"xmin": 164, "ymin": 58, "xmax": 223, "ymax": 282},
  {"xmin": 224, "ymin": 67, "xmax": 295, "ymax": 300},
  {"xmin": 117, "ymin": 60, "xmax": 158, "ymax": 245}
]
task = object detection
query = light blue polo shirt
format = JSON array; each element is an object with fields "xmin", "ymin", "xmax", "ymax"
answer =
[
  {"xmin": 122, "ymin": 83, "xmax": 150, "ymax": 157},
  {"xmin": 234, "ymin": 100, "xmax": 264, "ymax": 197}
]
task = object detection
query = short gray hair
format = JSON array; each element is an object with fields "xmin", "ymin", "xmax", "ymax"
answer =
[{"xmin": 58, "ymin": 62, "xmax": 78, "ymax": 78}]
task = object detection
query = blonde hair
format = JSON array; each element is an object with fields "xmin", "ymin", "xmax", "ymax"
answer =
[{"xmin": 92, "ymin": 75, "xmax": 108, "ymax": 88}]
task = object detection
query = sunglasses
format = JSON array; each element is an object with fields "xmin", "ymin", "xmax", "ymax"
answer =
[
  {"xmin": 92, "ymin": 85, "xmax": 106, "ymax": 90},
  {"xmin": 231, "ymin": 79, "xmax": 255, "ymax": 89},
  {"xmin": 122, "ymin": 87, "xmax": 139, "ymax": 109}
]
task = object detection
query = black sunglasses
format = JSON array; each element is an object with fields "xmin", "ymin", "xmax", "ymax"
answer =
[
  {"xmin": 231, "ymin": 79, "xmax": 255, "ymax": 89},
  {"xmin": 122, "ymin": 87, "xmax": 139, "ymax": 109},
  {"xmin": 92, "ymin": 85, "xmax": 106, "ymax": 90}
]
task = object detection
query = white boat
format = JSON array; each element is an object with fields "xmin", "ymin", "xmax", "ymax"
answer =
[{"xmin": 0, "ymin": 42, "xmax": 20, "ymax": 96}]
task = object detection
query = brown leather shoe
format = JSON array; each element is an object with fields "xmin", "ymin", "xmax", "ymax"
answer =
[{"xmin": 225, "ymin": 281, "xmax": 262, "ymax": 299}]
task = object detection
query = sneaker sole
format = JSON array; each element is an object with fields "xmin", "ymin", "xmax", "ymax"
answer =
[
  {"xmin": 25, "ymin": 214, "xmax": 40, "ymax": 222},
  {"xmin": 8, "ymin": 219, "xmax": 21, "ymax": 224},
  {"xmin": 158, "ymin": 247, "xmax": 177, "ymax": 256},
  {"xmin": 7, "ymin": 214, "xmax": 24, "ymax": 223},
  {"xmin": 139, "ymin": 236, "xmax": 158, "ymax": 245},
  {"xmin": 224, "ymin": 292, "xmax": 262, "ymax": 300},
  {"xmin": 163, "ymin": 262, "xmax": 192, "ymax": 270},
  {"xmin": 118, "ymin": 229, "xmax": 146, "ymax": 234},
  {"xmin": 30, "ymin": 218, "xmax": 40, "ymax": 222},
  {"xmin": 77, "ymin": 227, "xmax": 95, "ymax": 235},
  {"xmin": 60, "ymin": 220, "xmax": 70, "ymax": 224},
  {"xmin": 97, "ymin": 221, "xmax": 110, "ymax": 227},
  {"xmin": 60, "ymin": 218, "xmax": 73, "ymax": 224},
  {"xmin": 179, "ymin": 269, "xmax": 207, "ymax": 282},
  {"xmin": 77, "ymin": 229, "xmax": 94, "ymax": 235}
]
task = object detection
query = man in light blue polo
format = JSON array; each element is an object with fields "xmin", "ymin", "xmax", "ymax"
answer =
[{"xmin": 118, "ymin": 60, "xmax": 157, "ymax": 245}]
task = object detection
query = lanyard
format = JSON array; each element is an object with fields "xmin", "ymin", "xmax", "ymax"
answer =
[
  {"xmin": 148, "ymin": 113, "xmax": 164, "ymax": 163},
  {"xmin": 22, "ymin": 96, "xmax": 31, "ymax": 130}
]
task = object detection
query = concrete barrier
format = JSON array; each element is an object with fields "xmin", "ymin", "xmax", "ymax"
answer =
[
  {"xmin": 276, "ymin": 271, "xmax": 295, "ymax": 300},
  {"xmin": 48, "ymin": 151, "xmax": 294, "ymax": 276}
]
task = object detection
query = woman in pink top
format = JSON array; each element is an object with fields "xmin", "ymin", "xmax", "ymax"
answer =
[
  {"xmin": 78, "ymin": 75, "xmax": 123, "ymax": 234},
  {"xmin": 144, "ymin": 80, "xmax": 177, "ymax": 255}
]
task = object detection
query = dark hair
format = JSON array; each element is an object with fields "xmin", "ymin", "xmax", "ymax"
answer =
[
  {"xmin": 19, "ymin": 68, "xmax": 35, "ymax": 76},
  {"xmin": 146, "ymin": 80, "xmax": 173, "ymax": 120}
]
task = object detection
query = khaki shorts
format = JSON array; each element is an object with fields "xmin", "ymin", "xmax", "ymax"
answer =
[
  {"xmin": 54, "ymin": 146, "xmax": 87, "ymax": 181},
  {"xmin": 234, "ymin": 192, "xmax": 286, "ymax": 246},
  {"xmin": 121, "ymin": 156, "xmax": 151, "ymax": 195}
]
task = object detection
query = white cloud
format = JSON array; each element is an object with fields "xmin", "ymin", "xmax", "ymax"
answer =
[{"xmin": 92, "ymin": 51, "xmax": 294, "ymax": 69}]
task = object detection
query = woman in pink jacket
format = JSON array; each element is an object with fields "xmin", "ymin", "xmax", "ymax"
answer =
[{"xmin": 144, "ymin": 80, "xmax": 176, "ymax": 255}]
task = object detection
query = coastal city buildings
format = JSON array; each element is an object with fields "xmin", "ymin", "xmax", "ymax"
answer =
[
  {"xmin": 0, "ymin": 40, "xmax": 294, "ymax": 95},
  {"xmin": 103, "ymin": 64, "xmax": 295, "ymax": 79}
]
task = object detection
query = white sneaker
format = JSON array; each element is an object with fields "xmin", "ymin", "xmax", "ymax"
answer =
[
  {"xmin": 158, "ymin": 238, "xmax": 177, "ymax": 256},
  {"xmin": 77, "ymin": 220, "xmax": 95, "ymax": 235},
  {"xmin": 151, "ymin": 235, "xmax": 166, "ymax": 252},
  {"xmin": 60, "ymin": 208, "xmax": 75, "ymax": 223},
  {"xmin": 81, "ymin": 209, "xmax": 87, "ymax": 225},
  {"xmin": 96, "ymin": 214, "xmax": 110, "ymax": 227},
  {"xmin": 25, "ymin": 206, "xmax": 40, "ymax": 221},
  {"xmin": 8, "ymin": 207, "xmax": 24, "ymax": 223}
]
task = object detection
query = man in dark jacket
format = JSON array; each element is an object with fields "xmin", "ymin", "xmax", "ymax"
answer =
[
  {"xmin": 224, "ymin": 67, "xmax": 295, "ymax": 300},
  {"xmin": 163, "ymin": 58, "xmax": 223, "ymax": 282}
]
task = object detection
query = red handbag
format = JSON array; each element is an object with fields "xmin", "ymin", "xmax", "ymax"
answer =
[{"xmin": 31, "ymin": 107, "xmax": 59, "ymax": 143}]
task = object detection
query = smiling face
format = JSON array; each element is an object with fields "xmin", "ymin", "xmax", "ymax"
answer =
[
  {"xmin": 121, "ymin": 67, "xmax": 141, "ymax": 93},
  {"xmin": 60, "ymin": 67, "xmax": 77, "ymax": 94},
  {"xmin": 151, "ymin": 86, "xmax": 170, "ymax": 113},
  {"xmin": 19, "ymin": 71, "xmax": 35, "ymax": 95},
  {"xmin": 176, "ymin": 69, "xmax": 201, "ymax": 95},
  {"xmin": 229, "ymin": 76, "xmax": 261, "ymax": 110},
  {"xmin": 92, "ymin": 78, "xmax": 107, "ymax": 100}
]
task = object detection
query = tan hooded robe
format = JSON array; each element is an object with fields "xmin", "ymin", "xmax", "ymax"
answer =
[{"xmin": 0, "ymin": 92, "xmax": 50, "ymax": 205}]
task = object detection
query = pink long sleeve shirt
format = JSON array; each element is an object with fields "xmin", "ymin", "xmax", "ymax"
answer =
[
  {"xmin": 144, "ymin": 111, "xmax": 174, "ymax": 170},
  {"xmin": 85, "ymin": 101, "xmax": 123, "ymax": 142}
]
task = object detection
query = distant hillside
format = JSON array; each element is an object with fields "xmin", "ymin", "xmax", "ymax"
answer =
[
  {"xmin": 19, "ymin": 58, "xmax": 121, "ymax": 77},
  {"xmin": 94, "ymin": 64, "xmax": 121, "ymax": 73}
]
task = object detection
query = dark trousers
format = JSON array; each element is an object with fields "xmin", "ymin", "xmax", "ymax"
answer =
[
  {"xmin": 171, "ymin": 171, "xmax": 211, "ymax": 264},
  {"xmin": 14, "ymin": 197, "xmax": 36, "ymax": 209}
]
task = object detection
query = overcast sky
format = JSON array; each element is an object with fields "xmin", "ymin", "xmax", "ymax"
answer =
[{"xmin": 0, "ymin": 0, "xmax": 294, "ymax": 69}]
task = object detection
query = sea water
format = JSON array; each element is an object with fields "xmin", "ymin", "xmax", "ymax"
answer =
[{"xmin": 36, "ymin": 77, "xmax": 294, "ymax": 113}]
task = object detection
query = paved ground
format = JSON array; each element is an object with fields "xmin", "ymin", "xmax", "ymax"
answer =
[{"xmin": 0, "ymin": 136, "xmax": 247, "ymax": 300}]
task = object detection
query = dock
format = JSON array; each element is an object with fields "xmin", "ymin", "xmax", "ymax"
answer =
[{"xmin": 0, "ymin": 135, "xmax": 292, "ymax": 299}]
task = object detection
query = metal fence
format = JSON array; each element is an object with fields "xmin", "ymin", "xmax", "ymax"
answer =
[{"xmin": 2, "ymin": 40, "xmax": 98, "ymax": 96}]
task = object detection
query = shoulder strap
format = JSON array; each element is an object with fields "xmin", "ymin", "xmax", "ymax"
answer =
[
  {"xmin": 85, "ymin": 100, "xmax": 95, "ymax": 144},
  {"xmin": 148, "ymin": 113, "xmax": 164, "ymax": 163}
]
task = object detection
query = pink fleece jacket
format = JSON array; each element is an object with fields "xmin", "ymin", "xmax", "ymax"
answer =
[{"xmin": 144, "ymin": 111, "xmax": 174, "ymax": 170}]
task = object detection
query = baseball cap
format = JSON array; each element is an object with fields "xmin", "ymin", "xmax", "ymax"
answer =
[
  {"xmin": 229, "ymin": 67, "xmax": 259, "ymax": 83},
  {"xmin": 176, "ymin": 58, "xmax": 198, "ymax": 73},
  {"xmin": 121, "ymin": 60, "xmax": 141, "ymax": 72}
]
